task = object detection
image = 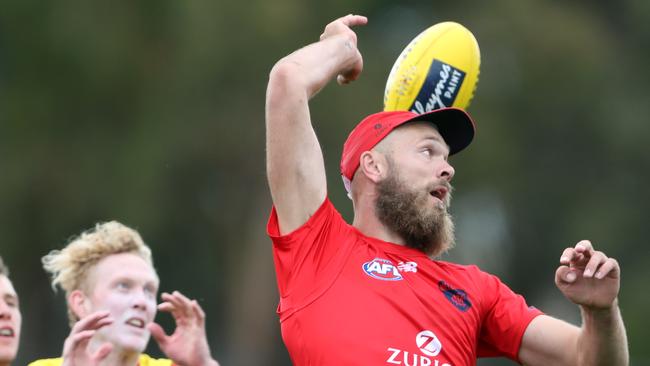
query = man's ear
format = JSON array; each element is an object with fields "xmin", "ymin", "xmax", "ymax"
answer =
[
  {"xmin": 68, "ymin": 289, "xmax": 90, "ymax": 319},
  {"xmin": 359, "ymin": 151, "xmax": 387, "ymax": 183}
]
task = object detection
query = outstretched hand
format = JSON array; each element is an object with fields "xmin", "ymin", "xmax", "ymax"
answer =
[
  {"xmin": 61, "ymin": 311, "xmax": 114, "ymax": 366},
  {"xmin": 318, "ymin": 14, "xmax": 368, "ymax": 85},
  {"xmin": 555, "ymin": 240, "xmax": 620, "ymax": 310},
  {"xmin": 148, "ymin": 291, "xmax": 219, "ymax": 366}
]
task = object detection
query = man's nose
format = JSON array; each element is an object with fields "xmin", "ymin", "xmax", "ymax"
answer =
[
  {"xmin": 131, "ymin": 290, "xmax": 149, "ymax": 310},
  {"xmin": 0, "ymin": 302, "xmax": 11, "ymax": 319},
  {"xmin": 439, "ymin": 160, "xmax": 455, "ymax": 181}
]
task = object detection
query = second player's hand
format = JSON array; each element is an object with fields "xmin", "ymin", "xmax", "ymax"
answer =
[
  {"xmin": 61, "ymin": 311, "xmax": 114, "ymax": 366},
  {"xmin": 149, "ymin": 291, "xmax": 220, "ymax": 366},
  {"xmin": 555, "ymin": 240, "xmax": 620, "ymax": 310},
  {"xmin": 319, "ymin": 14, "xmax": 367, "ymax": 85}
]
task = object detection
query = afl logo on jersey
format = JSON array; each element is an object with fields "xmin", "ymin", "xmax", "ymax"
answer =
[{"xmin": 362, "ymin": 258, "xmax": 403, "ymax": 281}]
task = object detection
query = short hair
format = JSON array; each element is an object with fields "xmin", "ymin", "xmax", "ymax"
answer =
[
  {"xmin": 42, "ymin": 221, "xmax": 154, "ymax": 325},
  {"xmin": 0, "ymin": 256, "xmax": 9, "ymax": 277}
]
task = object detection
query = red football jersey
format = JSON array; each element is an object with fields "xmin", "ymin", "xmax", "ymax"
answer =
[{"xmin": 268, "ymin": 198, "xmax": 542, "ymax": 366}]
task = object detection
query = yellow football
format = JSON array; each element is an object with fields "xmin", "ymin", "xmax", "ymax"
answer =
[{"xmin": 383, "ymin": 22, "xmax": 481, "ymax": 113}]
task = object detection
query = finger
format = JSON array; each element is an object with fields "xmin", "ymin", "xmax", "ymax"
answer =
[
  {"xmin": 62, "ymin": 330, "xmax": 95, "ymax": 357},
  {"xmin": 167, "ymin": 291, "xmax": 194, "ymax": 318},
  {"xmin": 148, "ymin": 322, "xmax": 169, "ymax": 348},
  {"xmin": 90, "ymin": 343, "xmax": 113, "ymax": 361},
  {"xmin": 159, "ymin": 292, "xmax": 182, "ymax": 313},
  {"xmin": 555, "ymin": 265, "xmax": 577, "ymax": 285},
  {"xmin": 337, "ymin": 72, "xmax": 360, "ymax": 85},
  {"xmin": 322, "ymin": 20, "xmax": 346, "ymax": 39},
  {"xmin": 321, "ymin": 15, "xmax": 367, "ymax": 40},
  {"xmin": 159, "ymin": 292, "xmax": 176, "ymax": 307},
  {"xmin": 160, "ymin": 293, "xmax": 185, "ymax": 317},
  {"xmin": 68, "ymin": 330, "xmax": 96, "ymax": 345},
  {"xmin": 74, "ymin": 317, "xmax": 113, "ymax": 335},
  {"xmin": 595, "ymin": 258, "xmax": 620, "ymax": 279},
  {"xmin": 172, "ymin": 290, "xmax": 194, "ymax": 309},
  {"xmin": 574, "ymin": 240, "xmax": 594, "ymax": 255},
  {"xmin": 162, "ymin": 291, "xmax": 188, "ymax": 308},
  {"xmin": 87, "ymin": 317, "xmax": 113, "ymax": 331},
  {"xmin": 185, "ymin": 300, "xmax": 206, "ymax": 327},
  {"xmin": 158, "ymin": 297, "xmax": 189, "ymax": 324},
  {"xmin": 192, "ymin": 299, "xmax": 206, "ymax": 320},
  {"xmin": 339, "ymin": 14, "xmax": 368, "ymax": 27},
  {"xmin": 338, "ymin": 55, "xmax": 364, "ymax": 85},
  {"xmin": 157, "ymin": 301, "xmax": 176, "ymax": 313},
  {"xmin": 583, "ymin": 251, "xmax": 607, "ymax": 278},
  {"xmin": 562, "ymin": 246, "xmax": 591, "ymax": 268},
  {"xmin": 560, "ymin": 248, "xmax": 588, "ymax": 266},
  {"xmin": 327, "ymin": 15, "xmax": 368, "ymax": 31},
  {"xmin": 71, "ymin": 311, "xmax": 112, "ymax": 333},
  {"xmin": 560, "ymin": 247, "xmax": 577, "ymax": 265}
]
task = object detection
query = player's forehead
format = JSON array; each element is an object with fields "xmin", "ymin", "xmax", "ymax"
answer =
[
  {"xmin": 0, "ymin": 275, "xmax": 17, "ymax": 299},
  {"xmin": 382, "ymin": 121, "xmax": 448, "ymax": 150},
  {"xmin": 87, "ymin": 253, "xmax": 159, "ymax": 288}
]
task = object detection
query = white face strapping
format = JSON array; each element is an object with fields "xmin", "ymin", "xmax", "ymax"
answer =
[{"xmin": 342, "ymin": 175, "xmax": 353, "ymax": 199}]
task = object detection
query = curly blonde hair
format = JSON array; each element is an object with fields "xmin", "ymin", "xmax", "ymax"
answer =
[{"xmin": 42, "ymin": 221, "xmax": 154, "ymax": 326}]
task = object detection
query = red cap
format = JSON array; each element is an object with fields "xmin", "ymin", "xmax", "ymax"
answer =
[{"xmin": 340, "ymin": 107, "xmax": 475, "ymax": 192}]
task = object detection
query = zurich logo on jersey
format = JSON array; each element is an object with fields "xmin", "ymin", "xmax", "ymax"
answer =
[{"xmin": 363, "ymin": 258, "xmax": 403, "ymax": 281}]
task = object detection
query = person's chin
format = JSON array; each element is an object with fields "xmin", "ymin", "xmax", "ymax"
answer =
[
  {"xmin": 114, "ymin": 331, "xmax": 151, "ymax": 353},
  {"xmin": 0, "ymin": 348, "xmax": 18, "ymax": 364}
]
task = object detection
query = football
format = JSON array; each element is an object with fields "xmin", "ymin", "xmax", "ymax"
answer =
[{"xmin": 383, "ymin": 22, "xmax": 481, "ymax": 113}]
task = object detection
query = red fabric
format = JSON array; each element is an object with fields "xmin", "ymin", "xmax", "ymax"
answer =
[{"xmin": 268, "ymin": 198, "xmax": 542, "ymax": 366}]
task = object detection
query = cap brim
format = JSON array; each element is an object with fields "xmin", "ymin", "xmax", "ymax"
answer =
[{"xmin": 405, "ymin": 107, "xmax": 475, "ymax": 155}]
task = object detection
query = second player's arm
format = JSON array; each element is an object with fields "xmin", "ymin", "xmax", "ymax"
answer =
[
  {"xmin": 265, "ymin": 15, "xmax": 367, "ymax": 234},
  {"xmin": 519, "ymin": 241, "xmax": 628, "ymax": 366}
]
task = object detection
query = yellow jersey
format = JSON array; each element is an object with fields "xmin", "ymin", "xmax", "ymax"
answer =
[{"xmin": 29, "ymin": 354, "xmax": 174, "ymax": 366}]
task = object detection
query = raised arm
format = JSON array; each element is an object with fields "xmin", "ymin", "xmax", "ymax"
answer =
[
  {"xmin": 265, "ymin": 14, "xmax": 367, "ymax": 234},
  {"xmin": 519, "ymin": 240, "xmax": 628, "ymax": 366}
]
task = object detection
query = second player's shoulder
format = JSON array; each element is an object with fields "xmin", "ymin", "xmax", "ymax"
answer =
[{"xmin": 28, "ymin": 358, "xmax": 63, "ymax": 366}]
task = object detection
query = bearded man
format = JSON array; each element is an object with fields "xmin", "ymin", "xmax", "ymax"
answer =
[{"xmin": 264, "ymin": 14, "xmax": 628, "ymax": 366}]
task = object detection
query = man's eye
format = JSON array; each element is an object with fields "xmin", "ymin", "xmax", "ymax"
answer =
[
  {"xmin": 144, "ymin": 286, "xmax": 157, "ymax": 297},
  {"xmin": 117, "ymin": 282, "xmax": 130, "ymax": 290}
]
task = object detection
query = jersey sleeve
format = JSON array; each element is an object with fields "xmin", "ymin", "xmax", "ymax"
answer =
[
  {"xmin": 267, "ymin": 198, "xmax": 354, "ymax": 319},
  {"xmin": 477, "ymin": 272, "xmax": 543, "ymax": 362}
]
